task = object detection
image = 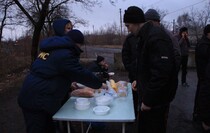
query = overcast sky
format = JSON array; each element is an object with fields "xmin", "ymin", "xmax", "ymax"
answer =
[
  {"xmin": 72, "ymin": 0, "xmax": 208, "ymax": 33},
  {"xmin": 3, "ymin": 0, "xmax": 208, "ymax": 40}
]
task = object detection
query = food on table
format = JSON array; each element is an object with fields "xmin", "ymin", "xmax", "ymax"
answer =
[
  {"xmin": 95, "ymin": 95, "xmax": 113, "ymax": 106},
  {"xmin": 71, "ymin": 87, "xmax": 95, "ymax": 97},
  {"xmin": 109, "ymin": 79, "xmax": 118, "ymax": 92}
]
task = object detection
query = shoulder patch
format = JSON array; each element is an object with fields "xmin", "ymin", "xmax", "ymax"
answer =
[
  {"xmin": 38, "ymin": 52, "xmax": 49, "ymax": 60},
  {"xmin": 161, "ymin": 56, "xmax": 168, "ymax": 59}
]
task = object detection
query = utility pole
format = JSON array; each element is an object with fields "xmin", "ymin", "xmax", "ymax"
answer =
[
  {"xmin": 173, "ymin": 19, "xmax": 175, "ymax": 34},
  {"xmin": 92, "ymin": 25, "xmax": 95, "ymax": 33},
  {"xmin": 119, "ymin": 8, "xmax": 123, "ymax": 44},
  {"xmin": 120, "ymin": 8, "xmax": 122, "ymax": 36}
]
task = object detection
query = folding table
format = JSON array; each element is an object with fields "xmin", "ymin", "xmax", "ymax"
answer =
[{"xmin": 53, "ymin": 83, "xmax": 135, "ymax": 133}]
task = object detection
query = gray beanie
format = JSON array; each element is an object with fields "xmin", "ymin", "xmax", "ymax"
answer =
[{"xmin": 144, "ymin": 9, "xmax": 160, "ymax": 22}]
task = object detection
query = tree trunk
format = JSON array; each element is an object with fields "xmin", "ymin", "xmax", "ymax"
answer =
[
  {"xmin": 31, "ymin": 28, "xmax": 41, "ymax": 63},
  {"xmin": 30, "ymin": 0, "xmax": 51, "ymax": 63}
]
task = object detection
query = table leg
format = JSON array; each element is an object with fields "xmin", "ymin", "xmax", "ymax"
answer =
[
  {"xmin": 67, "ymin": 121, "xmax": 71, "ymax": 133},
  {"xmin": 86, "ymin": 122, "xmax": 91, "ymax": 133},
  {"xmin": 122, "ymin": 122, "xmax": 125, "ymax": 133},
  {"xmin": 81, "ymin": 122, "xmax": 84, "ymax": 133}
]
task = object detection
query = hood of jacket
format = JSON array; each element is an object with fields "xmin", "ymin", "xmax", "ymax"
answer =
[
  {"xmin": 53, "ymin": 19, "xmax": 70, "ymax": 36},
  {"xmin": 39, "ymin": 36, "xmax": 83, "ymax": 56}
]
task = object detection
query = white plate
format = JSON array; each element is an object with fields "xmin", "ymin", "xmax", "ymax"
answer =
[{"xmin": 93, "ymin": 106, "xmax": 110, "ymax": 115}]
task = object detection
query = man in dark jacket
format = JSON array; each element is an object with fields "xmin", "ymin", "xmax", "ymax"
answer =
[
  {"xmin": 175, "ymin": 27, "xmax": 191, "ymax": 87},
  {"xmin": 18, "ymin": 29, "xmax": 104, "ymax": 133},
  {"xmin": 88, "ymin": 55, "xmax": 109, "ymax": 83},
  {"xmin": 194, "ymin": 24, "xmax": 210, "ymax": 132},
  {"xmin": 122, "ymin": 34, "xmax": 139, "ymax": 82},
  {"xmin": 122, "ymin": 30, "xmax": 139, "ymax": 119},
  {"xmin": 144, "ymin": 9, "xmax": 181, "ymax": 73},
  {"xmin": 123, "ymin": 6, "xmax": 178, "ymax": 133}
]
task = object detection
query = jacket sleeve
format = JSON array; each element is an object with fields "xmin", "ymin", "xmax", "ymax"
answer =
[
  {"xmin": 142, "ymin": 34, "xmax": 175, "ymax": 107},
  {"xmin": 197, "ymin": 44, "xmax": 210, "ymax": 119},
  {"xmin": 122, "ymin": 36, "xmax": 133, "ymax": 71},
  {"xmin": 122, "ymin": 36, "xmax": 138, "ymax": 80},
  {"xmin": 57, "ymin": 52, "xmax": 102, "ymax": 89}
]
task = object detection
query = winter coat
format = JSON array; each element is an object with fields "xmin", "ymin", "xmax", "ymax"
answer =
[
  {"xmin": 176, "ymin": 34, "xmax": 190, "ymax": 56},
  {"xmin": 195, "ymin": 35, "xmax": 210, "ymax": 122},
  {"xmin": 136, "ymin": 22, "xmax": 178, "ymax": 107},
  {"xmin": 122, "ymin": 33, "xmax": 139, "ymax": 82},
  {"xmin": 18, "ymin": 36, "xmax": 102, "ymax": 115},
  {"xmin": 87, "ymin": 61, "xmax": 109, "ymax": 82}
]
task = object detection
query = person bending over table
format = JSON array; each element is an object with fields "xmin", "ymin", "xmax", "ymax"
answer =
[{"xmin": 18, "ymin": 29, "xmax": 106, "ymax": 133}]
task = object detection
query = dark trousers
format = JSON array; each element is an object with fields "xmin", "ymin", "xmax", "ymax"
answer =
[
  {"xmin": 181, "ymin": 55, "xmax": 188, "ymax": 84},
  {"xmin": 22, "ymin": 108, "xmax": 56, "ymax": 133},
  {"xmin": 138, "ymin": 105, "xmax": 169, "ymax": 133},
  {"xmin": 133, "ymin": 90, "xmax": 139, "ymax": 118},
  {"xmin": 193, "ymin": 79, "xmax": 200, "ymax": 121}
]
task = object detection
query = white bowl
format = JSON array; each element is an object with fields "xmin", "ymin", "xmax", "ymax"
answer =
[
  {"xmin": 75, "ymin": 101, "xmax": 90, "ymax": 110},
  {"xmin": 76, "ymin": 98, "xmax": 89, "ymax": 104},
  {"xmin": 93, "ymin": 106, "xmax": 110, "ymax": 115},
  {"xmin": 95, "ymin": 95, "xmax": 113, "ymax": 106}
]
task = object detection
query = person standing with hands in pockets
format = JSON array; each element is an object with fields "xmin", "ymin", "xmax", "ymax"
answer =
[
  {"xmin": 175, "ymin": 27, "xmax": 190, "ymax": 87},
  {"xmin": 123, "ymin": 6, "xmax": 178, "ymax": 133}
]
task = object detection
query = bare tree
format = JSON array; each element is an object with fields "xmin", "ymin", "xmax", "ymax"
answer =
[
  {"xmin": 13, "ymin": 0, "xmax": 51, "ymax": 62},
  {"xmin": 176, "ymin": 1, "xmax": 210, "ymax": 43},
  {"xmin": 177, "ymin": 13, "xmax": 191, "ymax": 28},
  {"xmin": 12, "ymin": 0, "xmax": 100, "ymax": 63},
  {"xmin": 0, "ymin": 0, "xmax": 15, "ymax": 44},
  {"xmin": 188, "ymin": 1, "xmax": 210, "ymax": 41}
]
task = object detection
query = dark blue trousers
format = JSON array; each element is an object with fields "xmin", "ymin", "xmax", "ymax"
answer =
[{"xmin": 22, "ymin": 108, "xmax": 56, "ymax": 133}]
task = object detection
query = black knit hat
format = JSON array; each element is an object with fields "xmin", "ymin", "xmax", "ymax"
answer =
[
  {"xmin": 96, "ymin": 56, "xmax": 105, "ymax": 63},
  {"xmin": 204, "ymin": 24, "xmax": 210, "ymax": 35},
  {"xmin": 179, "ymin": 27, "xmax": 188, "ymax": 34},
  {"xmin": 66, "ymin": 29, "xmax": 84, "ymax": 44},
  {"xmin": 123, "ymin": 6, "xmax": 145, "ymax": 23}
]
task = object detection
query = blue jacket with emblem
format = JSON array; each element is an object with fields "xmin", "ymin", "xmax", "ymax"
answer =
[{"xmin": 18, "ymin": 36, "xmax": 102, "ymax": 114}]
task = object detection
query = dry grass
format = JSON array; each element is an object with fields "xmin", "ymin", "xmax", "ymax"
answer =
[{"xmin": 86, "ymin": 44, "xmax": 122, "ymax": 49}]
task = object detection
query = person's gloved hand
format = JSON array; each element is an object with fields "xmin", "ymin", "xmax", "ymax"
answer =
[{"xmin": 70, "ymin": 82, "xmax": 79, "ymax": 90}]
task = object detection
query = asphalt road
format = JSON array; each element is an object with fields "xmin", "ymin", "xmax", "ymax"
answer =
[{"xmin": 167, "ymin": 69, "xmax": 202, "ymax": 133}]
